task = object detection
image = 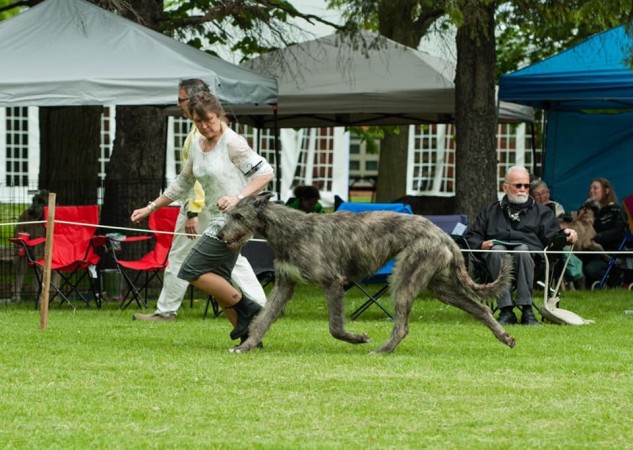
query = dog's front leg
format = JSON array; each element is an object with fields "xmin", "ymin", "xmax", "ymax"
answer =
[
  {"xmin": 231, "ymin": 277, "xmax": 295, "ymax": 353},
  {"xmin": 325, "ymin": 281, "xmax": 370, "ymax": 345}
]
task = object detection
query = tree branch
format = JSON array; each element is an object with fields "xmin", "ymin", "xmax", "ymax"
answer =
[
  {"xmin": 0, "ymin": 0, "xmax": 40, "ymax": 14},
  {"xmin": 162, "ymin": 0, "xmax": 343, "ymax": 33}
]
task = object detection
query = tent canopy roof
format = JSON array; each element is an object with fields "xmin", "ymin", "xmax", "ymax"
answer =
[
  {"xmin": 230, "ymin": 31, "xmax": 533, "ymax": 128},
  {"xmin": 0, "ymin": 0, "xmax": 277, "ymax": 107},
  {"xmin": 499, "ymin": 26, "xmax": 633, "ymax": 110}
]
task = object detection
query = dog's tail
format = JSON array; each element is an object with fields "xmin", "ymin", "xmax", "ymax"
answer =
[{"xmin": 451, "ymin": 245, "xmax": 514, "ymax": 301}]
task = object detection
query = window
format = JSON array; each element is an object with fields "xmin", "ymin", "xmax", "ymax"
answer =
[{"xmin": 4, "ymin": 107, "xmax": 29, "ymax": 186}]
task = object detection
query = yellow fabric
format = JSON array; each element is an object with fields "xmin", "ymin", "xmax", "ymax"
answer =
[{"xmin": 182, "ymin": 126, "xmax": 205, "ymax": 214}]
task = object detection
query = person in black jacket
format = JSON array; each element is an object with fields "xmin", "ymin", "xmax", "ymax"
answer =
[
  {"xmin": 581, "ymin": 177, "xmax": 627, "ymax": 286},
  {"xmin": 466, "ymin": 166, "xmax": 578, "ymax": 325}
]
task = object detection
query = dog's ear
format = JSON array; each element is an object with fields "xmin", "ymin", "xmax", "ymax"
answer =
[{"xmin": 254, "ymin": 191, "xmax": 274, "ymax": 208}]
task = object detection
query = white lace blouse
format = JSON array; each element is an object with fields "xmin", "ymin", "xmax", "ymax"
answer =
[{"xmin": 164, "ymin": 127, "xmax": 273, "ymax": 237}]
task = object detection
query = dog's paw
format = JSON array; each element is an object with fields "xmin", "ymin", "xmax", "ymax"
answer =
[
  {"xmin": 504, "ymin": 335, "xmax": 516, "ymax": 348},
  {"xmin": 370, "ymin": 346, "xmax": 395, "ymax": 355},
  {"xmin": 228, "ymin": 345, "xmax": 250, "ymax": 354},
  {"xmin": 350, "ymin": 333, "xmax": 371, "ymax": 344}
]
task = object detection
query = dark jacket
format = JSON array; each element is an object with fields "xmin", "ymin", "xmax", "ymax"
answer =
[
  {"xmin": 466, "ymin": 196, "xmax": 560, "ymax": 251},
  {"xmin": 593, "ymin": 202, "xmax": 626, "ymax": 250}
]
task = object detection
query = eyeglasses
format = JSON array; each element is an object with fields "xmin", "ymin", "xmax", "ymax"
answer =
[
  {"xmin": 177, "ymin": 97, "xmax": 189, "ymax": 104},
  {"xmin": 510, "ymin": 183, "xmax": 531, "ymax": 189}
]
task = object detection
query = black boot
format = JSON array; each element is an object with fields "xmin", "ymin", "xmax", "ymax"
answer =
[
  {"xmin": 497, "ymin": 306, "xmax": 518, "ymax": 325},
  {"xmin": 229, "ymin": 296, "xmax": 263, "ymax": 340},
  {"xmin": 520, "ymin": 306, "xmax": 540, "ymax": 326}
]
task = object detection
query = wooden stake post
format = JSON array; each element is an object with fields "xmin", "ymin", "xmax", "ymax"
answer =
[{"xmin": 39, "ymin": 193, "xmax": 56, "ymax": 329}]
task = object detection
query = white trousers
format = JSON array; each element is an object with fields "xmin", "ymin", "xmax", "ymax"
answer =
[{"xmin": 155, "ymin": 206, "xmax": 266, "ymax": 315}]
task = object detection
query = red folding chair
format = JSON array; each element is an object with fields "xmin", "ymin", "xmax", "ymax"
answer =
[
  {"xmin": 10, "ymin": 205, "xmax": 101, "ymax": 309},
  {"xmin": 113, "ymin": 207, "xmax": 180, "ymax": 310}
]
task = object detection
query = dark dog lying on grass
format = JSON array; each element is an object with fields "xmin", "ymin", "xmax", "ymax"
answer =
[{"xmin": 217, "ymin": 193, "xmax": 515, "ymax": 354}]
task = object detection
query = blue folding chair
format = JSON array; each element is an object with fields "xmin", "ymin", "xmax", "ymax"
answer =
[{"xmin": 336, "ymin": 201, "xmax": 413, "ymax": 320}]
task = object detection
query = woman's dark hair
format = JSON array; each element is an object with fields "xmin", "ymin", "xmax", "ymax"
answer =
[{"xmin": 187, "ymin": 91, "xmax": 226, "ymax": 121}]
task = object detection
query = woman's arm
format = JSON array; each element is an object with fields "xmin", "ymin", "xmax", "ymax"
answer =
[
  {"xmin": 131, "ymin": 194, "xmax": 173, "ymax": 224},
  {"xmin": 216, "ymin": 132, "xmax": 274, "ymax": 212}
]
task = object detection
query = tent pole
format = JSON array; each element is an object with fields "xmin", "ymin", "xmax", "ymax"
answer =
[
  {"xmin": 273, "ymin": 104, "xmax": 281, "ymax": 198},
  {"xmin": 531, "ymin": 121, "xmax": 538, "ymax": 177}
]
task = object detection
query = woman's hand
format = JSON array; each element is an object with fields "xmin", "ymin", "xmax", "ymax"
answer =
[
  {"xmin": 216, "ymin": 195, "xmax": 239, "ymax": 212},
  {"xmin": 185, "ymin": 217, "xmax": 198, "ymax": 239},
  {"xmin": 131, "ymin": 206, "xmax": 151, "ymax": 224}
]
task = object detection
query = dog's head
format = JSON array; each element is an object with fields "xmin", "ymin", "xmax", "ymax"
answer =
[
  {"xmin": 577, "ymin": 199, "xmax": 600, "ymax": 224},
  {"xmin": 217, "ymin": 192, "xmax": 274, "ymax": 249}
]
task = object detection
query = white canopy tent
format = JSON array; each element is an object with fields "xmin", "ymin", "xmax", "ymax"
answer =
[
  {"xmin": 231, "ymin": 31, "xmax": 533, "ymax": 128},
  {"xmin": 230, "ymin": 31, "xmax": 533, "ymax": 204},
  {"xmin": 0, "ymin": 0, "xmax": 277, "ymax": 107}
]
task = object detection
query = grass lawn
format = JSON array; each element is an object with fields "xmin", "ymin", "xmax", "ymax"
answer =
[{"xmin": 1, "ymin": 286, "xmax": 632, "ymax": 449}]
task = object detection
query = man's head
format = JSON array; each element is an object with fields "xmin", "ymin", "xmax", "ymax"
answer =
[
  {"xmin": 177, "ymin": 79, "xmax": 210, "ymax": 119},
  {"xmin": 503, "ymin": 166, "xmax": 530, "ymax": 205}
]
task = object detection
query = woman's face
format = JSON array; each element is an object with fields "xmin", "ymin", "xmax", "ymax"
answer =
[
  {"xmin": 588, "ymin": 181, "xmax": 606, "ymax": 203},
  {"xmin": 192, "ymin": 111, "xmax": 223, "ymax": 139},
  {"xmin": 531, "ymin": 186, "xmax": 550, "ymax": 205}
]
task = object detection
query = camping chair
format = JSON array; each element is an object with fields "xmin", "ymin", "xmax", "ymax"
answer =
[
  {"xmin": 337, "ymin": 201, "xmax": 414, "ymax": 320},
  {"xmin": 10, "ymin": 205, "xmax": 101, "ymax": 309},
  {"xmin": 113, "ymin": 206, "xmax": 180, "ymax": 310},
  {"xmin": 591, "ymin": 194, "xmax": 633, "ymax": 290},
  {"xmin": 454, "ymin": 228, "xmax": 569, "ymax": 320}
]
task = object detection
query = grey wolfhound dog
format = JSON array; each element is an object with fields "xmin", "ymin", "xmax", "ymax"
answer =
[{"xmin": 217, "ymin": 193, "xmax": 515, "ymax": 354}]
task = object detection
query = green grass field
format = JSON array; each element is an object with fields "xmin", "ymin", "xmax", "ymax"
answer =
[{"xmin": 1, "ymin": 286, "xmax": 632, "ymax": 449}]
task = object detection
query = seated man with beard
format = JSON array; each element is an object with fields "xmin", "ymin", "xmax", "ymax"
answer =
[{"xmin": 465, "ymin": 166, "xmax": 578, "ymax": 325}]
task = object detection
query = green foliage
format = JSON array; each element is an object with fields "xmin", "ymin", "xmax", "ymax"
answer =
[
  {"xmin": 496, "ymin": 0, "xmax": 633, "ymax": 78},
  {"xmin": 349, "ymin": 126, "xmax": 400, "ymax": 154},
  {"xmin": 1, "ymin": 287, "xmax": 632, "ymax": 448},
  {"xmin": 0, "ymin": 0, "xmax": 24, "ymax": 21},
  {"xmin": 161, "ymin": 0, "xmax": 327, "ymax": 60}
]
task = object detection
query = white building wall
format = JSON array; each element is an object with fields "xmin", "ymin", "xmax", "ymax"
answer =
[{"xmin": 0, "ymin": 107, "xmax": 534, "ymax": 205}]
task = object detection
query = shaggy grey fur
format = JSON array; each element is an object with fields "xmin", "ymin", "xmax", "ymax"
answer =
[{"xmin": 217, "ymin": 193, "xmax": 516, "ymax": 354}]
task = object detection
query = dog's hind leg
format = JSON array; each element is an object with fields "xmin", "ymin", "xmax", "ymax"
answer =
[
  {"xmin": 431, "ymin": 277, "xmax": 516, "ymax": 348},
  {"xmin": 231, "ymin": 277, "xmax": 295, "ymax": 353},
  {"xmin": 325, "ymin": 281, "xmax": 370, "ymax": 344}
]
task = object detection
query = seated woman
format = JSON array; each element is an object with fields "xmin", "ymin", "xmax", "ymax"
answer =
[
  {"xmin": 530, "ymin": 179, "xmax": 565, "ymax": 217},
  {"xmin": 286, "ymin": 185, "xmax": 324, "ymax": 213},
  {"xmin": 581, "ymin": 177, "xmax": 627, "ymax": 287}
]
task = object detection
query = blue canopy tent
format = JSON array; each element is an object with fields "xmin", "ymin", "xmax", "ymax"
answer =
[{"xmin": 499, "ymin": 26, "xmax": 633, "ymax": 211}]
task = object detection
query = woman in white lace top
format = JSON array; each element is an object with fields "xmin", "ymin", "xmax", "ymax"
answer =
[{"xmin": 131, "ymin": 91, "xmax": 274, "ymax": 344}]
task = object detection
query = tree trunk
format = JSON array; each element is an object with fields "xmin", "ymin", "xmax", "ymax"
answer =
[
  {"xmin": 454, "ymin": 1, "xmax": 497, "ymax": 224},
  {"xmin": 374, "ymin": 129, "xmax": 408, "ymax": 202},
  {"xmin": 375, "ymin": 0, "xmax": 441, "ymax": 203},
  {"xmin": 99, "ymin": 106, "xmax": 167, "ymax": 236},
  {"xmin": 38, "ymin": 106, "xmax": 101, "ymax": 205},
  {"xmin": 97, "ymin": 0, "xmax": 167, "ymax": 239}
]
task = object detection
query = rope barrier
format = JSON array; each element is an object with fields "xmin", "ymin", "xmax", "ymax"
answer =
[
  {"xmin": 0, "ymin": 219, "xmax": 271, "ymax": 241},
  {"xmin": 1, "ymin": 218, "xmax": 631, "ymax": 250}
]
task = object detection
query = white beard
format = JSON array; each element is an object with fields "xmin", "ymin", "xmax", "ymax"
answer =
[{"xmin": 507, "ymin": 193, "xmax": 528, "ymax": 205}]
